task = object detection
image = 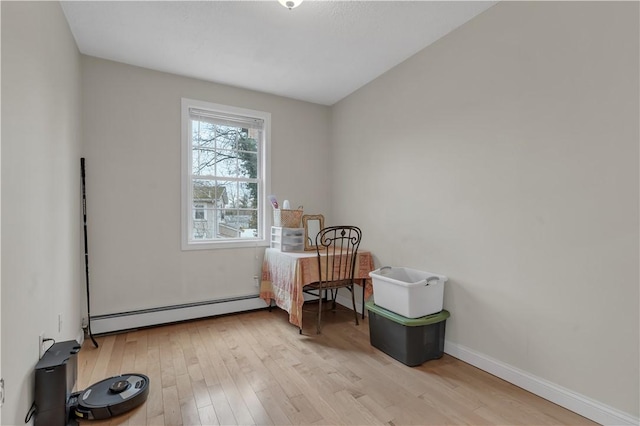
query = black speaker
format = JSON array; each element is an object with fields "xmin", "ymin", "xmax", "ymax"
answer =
[{"xmin": 34, "ymin": 340, "xmax": 81, "ymax": 426}]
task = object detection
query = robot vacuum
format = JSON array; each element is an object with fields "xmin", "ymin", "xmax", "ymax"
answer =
[
  {"xmin": 70, "ymin": 373, "xmax": 150, "ymax": 421},
  {"xmin": 34, "ymin": 341, "xmax": 150, "ymax": 425}
]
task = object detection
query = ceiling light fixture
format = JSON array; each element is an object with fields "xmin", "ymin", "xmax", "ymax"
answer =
[{"xmin": 278, "ymin": 0, "xmax": 303, "ymax": 10}]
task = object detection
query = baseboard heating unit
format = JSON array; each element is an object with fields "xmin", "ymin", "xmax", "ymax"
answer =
[{"xmin": 90, "ymin": 294, "xmax": 266, "ymax": 334}]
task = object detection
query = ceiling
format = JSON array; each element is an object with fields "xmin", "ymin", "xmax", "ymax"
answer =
[{"xmin": 61, "ymin": 1, "xmax": 496, "ymax": 106}]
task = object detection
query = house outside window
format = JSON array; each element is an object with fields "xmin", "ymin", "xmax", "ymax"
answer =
[
  {"xmin": 182, "ymin": 98, "xmax": 271, "ymax": 250},
  {"xmin": 194, "ymin": 204, "xmax": 206, "ymax": 221}
]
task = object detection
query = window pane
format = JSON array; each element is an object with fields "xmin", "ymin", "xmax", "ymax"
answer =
[
  {"xmin": 191, "ymin": 180, "xmax": 256, "ymax": 240},
  {"xmin": 222, "ymin": 209, "xmax": 258, "ymax": 239},
  {"xmin": 191, "ymin": 208, "xmax": 214, "ymax": 240},
  {"xmin": 192, "ymin": 179, "xmax": 227, "ymax": 207},
  {"xmin": 214, "ymin": 125, "xmax": 240, "ymax": 151},
  {"xmin": 214, "ymin": 152, "xmax": 239, "ymax": 178},
  {"xmin": 238, "ymin": 182, "xmax": 258, "ymax": 209},
  {"xmin": 239, "ymin": 134, "xmax": 258, "ymax": 153},
  {"xmin": 238, "ymin": 208, "xmax": 258, "ymax": 235},
  {"xmin": 192, "ymin": 121, "xmax": 216, "ymax": 148},
  {"xmin": 237, "ymin": 152, "xmax": 257, "ymax": 179},
  {"xmin": 192, "ymin": 148, "xmax": 216, "ymax": 176}
]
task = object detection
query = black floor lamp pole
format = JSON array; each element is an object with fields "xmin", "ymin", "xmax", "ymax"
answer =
[{"xmin": 81, "ymin": 158, "xmax": 99, "ymax": 348}]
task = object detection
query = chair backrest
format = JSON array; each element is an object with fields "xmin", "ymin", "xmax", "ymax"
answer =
[{"xmin": 315, "ymin": 226, "xmax": 362, "ymax": 287}]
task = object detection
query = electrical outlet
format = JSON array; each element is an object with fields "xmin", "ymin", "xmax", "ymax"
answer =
[{"xmin": 38, "ymin": 333, "xmax": 45, "ymax": 358}]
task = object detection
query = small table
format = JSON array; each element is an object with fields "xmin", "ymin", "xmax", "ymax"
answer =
[{"xmin": 260, "ymin": 248, "xmax": 375, "ymax": 329}]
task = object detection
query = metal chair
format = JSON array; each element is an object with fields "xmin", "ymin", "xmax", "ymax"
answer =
[{"xmin": 302, "ymin": 226, "xmax": 362, "ymax": 334}]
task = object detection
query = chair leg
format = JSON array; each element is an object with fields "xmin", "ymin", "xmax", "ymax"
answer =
[
  {"xmin": 317, "ymin": 289, "xmax": 323, "ymax": 334},
  {"xmin": 362, "ymin": 280, "xmax": 366, "ymax": 319},
  {"xmin": 331, "ymin": 289, "xmax": 337, "ymax": 311},
  {"xmin": 350, "ymin": 285, "xmax": 359, "ymax": 326}
]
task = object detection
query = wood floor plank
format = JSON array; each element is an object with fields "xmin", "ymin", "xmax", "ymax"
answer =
[
  {"xmin": 159, "ymin": 337, "xmax": 177, "ymax": 389},
  {"xmin": 89, "ymin": 335, "xmax": 116, "ymax": 385},
  {"xmin": 216, "ymin": 368, "xmax": 255, "ymax": 425},
  {"xmin": 144, "ymin": 347, "xmax": 164, "ymax": 419},
  {"xmin": 176, "ymin": 373, "xmax": 195, "ymax": 403},
  {"xmin": 77, "ymin": 338, "xmax": 101, "ymax": 390},
  {"xmin": 191, "ymin": 379, "xmax": 213, "ymax": 409},
  {"xmin": 254, "ymin": 385, "xmax": 294, "ymax": 425},
  {"xmin": 104, "ymin": 334, "xmax": 126, "ymax": 378},
  {"xmin": 417, "ymin": 391, "xmax": 491, "ymax": 425},
  {"xmin": 180, "ymin": 397, "xmax": 201, "ymax": 426},
  {"xmin": 146, "ymin": 413, "xmax": 164, "ymax": 426},
  {"xmin": 121, "ymin": 340, "xmax": 137, "ymax": 373},
  {"xmin": 287, "ymin": 393, "xmax": 324, "ymax": 424},
  {"xmin": 204, "ymin": 329, "xmax": 254, "ymax": 425},
  {"xmin": 171, "ymin": 333, "xmax": 189, "ymax": 377},
  {"xmin": 223, "ymin": 322, "xmax": 271, "ymax": 393},
  {"xmin": 194, "ymin": 324, "xmax": 221, "ymax": 388},
  {"xmin": 133, "ymin": 331, "xmax": 148, "ymax": 375},
  {"xmin": 108, "ymin": 413, "xmax": 130, "ymax": 425},
  {"xmin": 333, "ymin": 388, "xmax": 386, "ymax": 425},
  {"xmin": 292, "ymin": 391, "xmax": 342, "ymax": 426},
  {"xmin": 260, "ymin": 354, "xmax": 305, "ymax": 399},
  {"xmin": 207, "ymin": 383, "xmax": 237, "ymax": 426},
  {"xmin": 197, "ymin": 404, "xmax": 219, "ymax": 426},
  {"xmin": 125, "ymin": 404, "xmax": 147, "ymax": 426},
  {"xmin": 229, "ymin": 368, "xmax": 273, "ymax": 425},
  {"xmin": 353, "ymin": 394, "xmax": 394, "ymax": 424},
  {"xmin": 161, "ymin": 385, "xmax": 183, "ymax": 425}
]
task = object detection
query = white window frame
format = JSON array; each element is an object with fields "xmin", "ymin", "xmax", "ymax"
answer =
[{"xmin": 181, "ymin": 98, "xmax": 271, "ymax": 250}]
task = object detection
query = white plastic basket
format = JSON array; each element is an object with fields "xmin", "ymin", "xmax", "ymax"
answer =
[{"xmin": 369, "ymin": 266, "xmax": 447, "ymax": 318}]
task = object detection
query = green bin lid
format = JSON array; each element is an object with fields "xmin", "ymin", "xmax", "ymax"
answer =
[{"xmin": 365, "ymin": 300, "xmax": 450, "ymax": 326}]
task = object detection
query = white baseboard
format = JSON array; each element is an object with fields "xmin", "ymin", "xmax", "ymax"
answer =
[
  {"xmin": 89, "ymin": 295, "xmax": 267, "ymax": 334},
  {"xmin": 445, "ymin": 341, "xmax": 639, "ymax": 426}
]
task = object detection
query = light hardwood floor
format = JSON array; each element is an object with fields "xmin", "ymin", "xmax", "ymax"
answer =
[{"xmin": 77, "ymin": 306, "xmax": 597, "ymax": 426}]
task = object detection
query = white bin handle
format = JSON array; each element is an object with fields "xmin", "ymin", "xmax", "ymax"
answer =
[
  {"xmin": 424, "ymin": 276, "xmax": 439, "ymax": 286},
  {"xmin": 379, "ymin": 266, "xmax": 392, "ymax": 274}
]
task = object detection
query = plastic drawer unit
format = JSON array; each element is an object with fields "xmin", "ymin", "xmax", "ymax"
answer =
[{"xmin": 270, "ymin": 226, "xmax": 304, "ymax": 252}]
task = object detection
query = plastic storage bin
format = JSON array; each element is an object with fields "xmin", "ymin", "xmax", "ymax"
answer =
[
  {"xmin": 369, "ymin": 266, "xmax": 447, "ymax": 318},
  {"xmin": 366, "ymin": 301, "xmax": 449, "ymax": 366}
]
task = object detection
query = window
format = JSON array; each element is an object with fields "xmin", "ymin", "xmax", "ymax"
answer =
[{"xmin": 182, "ymin": 98, "xmax": 271, "ymax": 249}]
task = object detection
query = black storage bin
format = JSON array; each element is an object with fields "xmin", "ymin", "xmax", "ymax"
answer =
[{"xmin": 366, "ymin": 301, "xmax": 449, "ymax": 367}]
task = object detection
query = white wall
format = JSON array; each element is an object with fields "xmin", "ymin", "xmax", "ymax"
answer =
[
  {"xmin": 1, "ymin": 2, "xmax": 83, "ymax": 424},
  {"xmin": 332, "ymin": 1, "xmax": 639, "ymax": 420},
  {"xmin": 81, "ymin": 57, "xmax": 331, "ymax": 317}
]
